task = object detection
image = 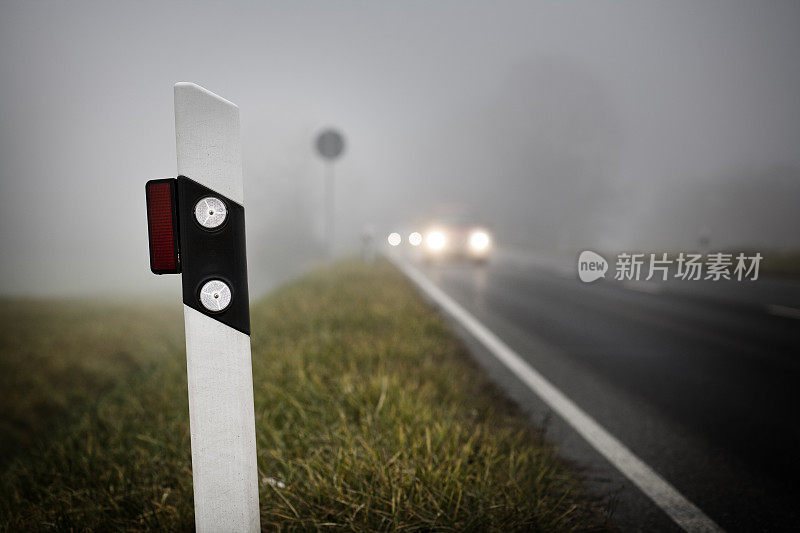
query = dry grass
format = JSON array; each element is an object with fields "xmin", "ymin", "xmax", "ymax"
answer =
[{"xmin": 0, "ymin": 261, "xmax": 612, "ymax": 531}]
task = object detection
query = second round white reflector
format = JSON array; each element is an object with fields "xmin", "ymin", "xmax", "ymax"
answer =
[{"xmin": 199, "ymin": 279, "xmax": 232, "ymax": 311}]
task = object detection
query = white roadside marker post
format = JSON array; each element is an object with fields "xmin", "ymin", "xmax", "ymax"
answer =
[{"xmin": 145, "ymin": 82, "xmax": 260, "ymax": 532}]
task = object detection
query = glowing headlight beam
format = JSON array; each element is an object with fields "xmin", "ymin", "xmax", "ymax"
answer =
[
  {"xmin": 387, "ymin": 232, "xmax": 402, "ymax": 246},
  {"xmin": 469, "ymin": 230, "xmax": 490, "ymax": 251},
  {"xmin": 408, "ymin": 232, "xmax": 423, "ymax": 246},
  {"xmin": 427, "ymin": 231, "xmax": 446, "ymax": 250}
]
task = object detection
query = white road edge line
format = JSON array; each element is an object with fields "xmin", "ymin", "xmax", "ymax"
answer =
[
  {"xmin": 391, "ymin": 256, "xmax": 723, "ymax": 533},
  {"xmin": 766, "ymin": 304, "xmax": 800, "ymax": 320}
]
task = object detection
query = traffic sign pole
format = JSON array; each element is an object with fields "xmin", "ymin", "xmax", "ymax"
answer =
[
  {"xmin": 325, "ymin": 162, "xmax": 334, "ymax": 257},
  {"xmin": 174, "ymin": 82, "xmax": 260, "ymax": 532},
  {"xmin": 315, "ymin": 129, "xmax": 345, "ymax": 259}
]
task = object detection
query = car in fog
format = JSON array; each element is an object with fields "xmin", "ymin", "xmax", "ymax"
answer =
[{"xmin": 419, "ymin": 214, "xmax": 493, "ymax": 264}]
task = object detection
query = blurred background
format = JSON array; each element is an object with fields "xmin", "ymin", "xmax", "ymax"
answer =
[{"xmin": 1, "ymin": 0, "xmax": 799, "ymax": 297}]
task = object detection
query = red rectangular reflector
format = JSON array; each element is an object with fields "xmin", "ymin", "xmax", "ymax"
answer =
[{"xmin": 146, "ymin": 179, "xmax": 180, "ymax": 274}]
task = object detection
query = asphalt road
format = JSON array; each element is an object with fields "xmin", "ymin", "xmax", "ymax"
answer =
[{"xmin": 409, "ymin": 249, "xmax": 800, "ymax": 532}]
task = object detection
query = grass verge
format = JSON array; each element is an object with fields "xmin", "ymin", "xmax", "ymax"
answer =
[{"xmin": 0, "ymin": 260, "xmax": 611, "ymax": 531}]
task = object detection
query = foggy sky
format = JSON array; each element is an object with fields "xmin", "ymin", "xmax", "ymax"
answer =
[{"xmin": 1, "ymin": 1, "xmax": 799, "ymax": 297}]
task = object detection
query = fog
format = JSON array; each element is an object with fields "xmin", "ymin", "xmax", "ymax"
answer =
[{"xmin": 1, "ymin": 1, "xmax": 799, "ymax": 297}]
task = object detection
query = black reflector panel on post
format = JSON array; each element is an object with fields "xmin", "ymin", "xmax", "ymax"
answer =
[{"xmin": 146, "ymin": 178, "xmax": 180, "ymax": 274}]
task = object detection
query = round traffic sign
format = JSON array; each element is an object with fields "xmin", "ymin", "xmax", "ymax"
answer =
[{"xmin": 315, "ymin": 129, "xmax": 345, "ymax": 160}]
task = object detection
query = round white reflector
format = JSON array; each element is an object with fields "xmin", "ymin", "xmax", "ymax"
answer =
[
  {"xmin": 199, "ymin": 279, "xmax": 232, "ymax": 312},
  {"xmin": 195, "ymin": 196, "xmax": 228, "ymax": 229}
]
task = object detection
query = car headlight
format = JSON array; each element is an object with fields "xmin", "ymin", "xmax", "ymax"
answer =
[
  {"xmin": 427, "ymin": 231, "xmax": 446, "ymax": 250},
  {"xmin": 469, "ymin": 230, "xmax": 490, "ymax": 251},
  {"xmin": 408, "ymin": 232, "xmax": 423, "ymax": 246}
]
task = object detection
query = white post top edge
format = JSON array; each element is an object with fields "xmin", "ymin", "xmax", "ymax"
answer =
[
  {"xmin": 174, "ymin": 82, "xmax": 244, "ymax": 205},
  {"xmin": 175, "ymin": 82, "xmax": 240, "ymax": 109}
]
